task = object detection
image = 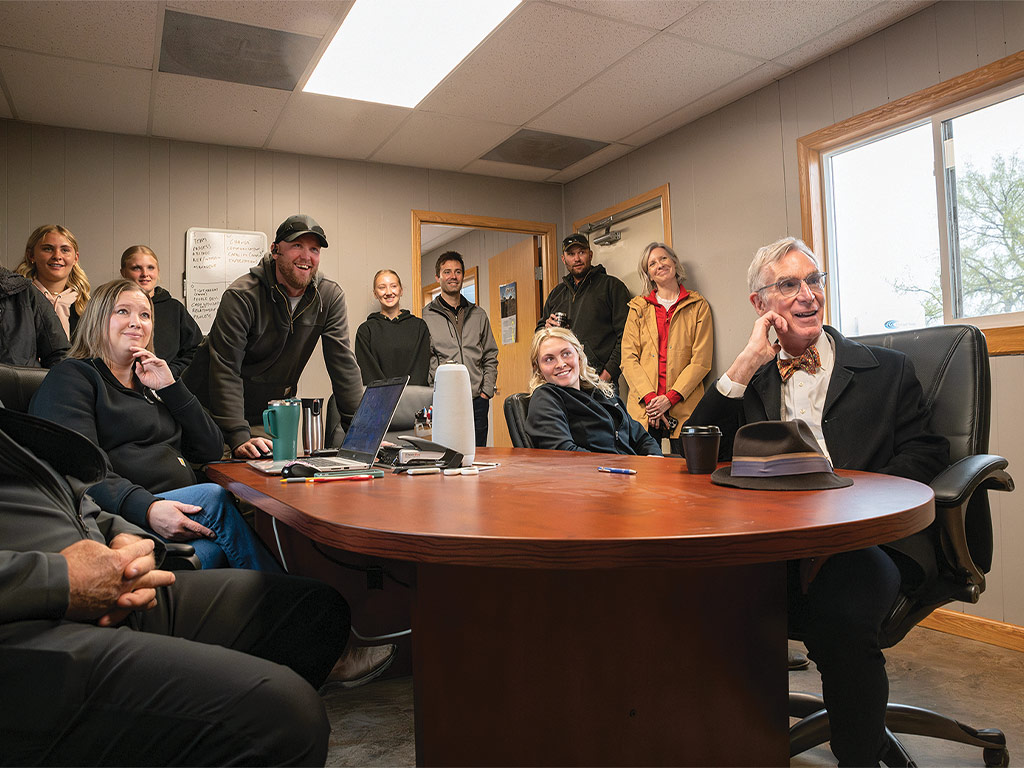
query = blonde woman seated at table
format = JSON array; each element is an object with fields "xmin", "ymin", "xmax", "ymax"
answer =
[
  {"xmin": 526, "ymin": 327, "xmax": 661, "ymax": 456},
  {"xmin": 621, "ymin": 242, "xmax": 713, "ymax": 454},
  {"xmin": 29, "ymin": 278, "xmax": 279, "ymax": 571}
]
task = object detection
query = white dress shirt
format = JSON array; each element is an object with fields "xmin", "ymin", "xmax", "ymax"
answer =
[{"xmin": 716, "ymin": 330, "xmax": 835, "ymax": 462}]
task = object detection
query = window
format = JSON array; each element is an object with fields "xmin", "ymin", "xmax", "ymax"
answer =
[
  {"xmin": 799, "ymin": 51, "xmax": 1024, "ymax": 354},
  {"xmin": 822, "ymin": 83, "xmax": 1024, "ymax": 337}
]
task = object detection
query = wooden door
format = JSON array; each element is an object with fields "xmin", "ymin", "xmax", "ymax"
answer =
[{"xmin": 488, "ymin": 237, "xmax": 540, "ymax": 447}]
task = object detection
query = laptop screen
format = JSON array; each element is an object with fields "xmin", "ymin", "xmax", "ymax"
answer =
[{"xmin": 341, "ymin": 376, "xmax": 409, "ymax": 456}]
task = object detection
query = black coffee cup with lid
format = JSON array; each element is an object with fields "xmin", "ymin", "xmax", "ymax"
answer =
[{"xmin": 681, "ymin": 425, "xmax": 721, "ymax": 474}]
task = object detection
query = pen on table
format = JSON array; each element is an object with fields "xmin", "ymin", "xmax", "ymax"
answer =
[
  {"xmin": 597, "ymin": 467, "xmax": 637, "ymax": 475},
  {"xmin": 280, "ymin": 474, "xmax": 373, "ymax": 484}
]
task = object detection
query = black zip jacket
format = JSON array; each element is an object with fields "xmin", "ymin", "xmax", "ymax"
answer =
[
  {"xmin": 536, "ymin": 264, "xmax": 631, "ymax": 380},
  {"xmin": 0, "ymin": 267, "xmax": 69, "ymax": 368}
]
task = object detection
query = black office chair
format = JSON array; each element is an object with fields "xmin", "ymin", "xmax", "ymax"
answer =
[
  {"xmin": 503, "ymin": 392, "xmax": 533, "ymax": 448},
  {"xmin": 0, "ymin": 363, "xmax": 201, "ymax": 571},
  {"xmin": 789, "ymin": 325, "xmax": 1013, "ymax": 767}
]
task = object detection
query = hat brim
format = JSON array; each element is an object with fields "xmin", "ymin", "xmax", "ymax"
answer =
[
  {"xmin": 279, "ymin": 230, "xmax": 329, "ymax": 248},
  {"xmin": 710, "ymin": 467, "xmax": 853, "ymax": 490}
]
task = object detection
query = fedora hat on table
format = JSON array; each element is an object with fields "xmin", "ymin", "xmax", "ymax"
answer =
[{"xmin": 710, "ymin": 419, "xmax": 853, "ymax": 490}]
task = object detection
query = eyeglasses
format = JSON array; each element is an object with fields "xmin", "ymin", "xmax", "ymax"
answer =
[{"xmin": 755, "ymin": 271, "xmax": 827, "ymax": 297}]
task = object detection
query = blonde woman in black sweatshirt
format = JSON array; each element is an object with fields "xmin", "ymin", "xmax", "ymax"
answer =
[{"xmin": 355, "ymin": 269, "xmax": 431, "ymax": 385}]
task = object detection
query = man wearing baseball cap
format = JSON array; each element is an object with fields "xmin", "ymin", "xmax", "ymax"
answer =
[
  {"xmin": 536, "ymin": 233, "xmax": 631, "ymax": 387},
  {"xmin": 183, "ymin": 214, "xmax": 363, "ymax": 458}
]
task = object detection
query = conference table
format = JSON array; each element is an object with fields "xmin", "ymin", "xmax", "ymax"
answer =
[{"xmin": 207, "ymin": 447, "xmax": 934, "ymax": 767}]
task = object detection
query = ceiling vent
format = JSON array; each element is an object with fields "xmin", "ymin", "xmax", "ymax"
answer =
[
  {"xmin": 160, "ymin": 10, "xmax": 320, "ymax": 91},
  {"xmin": 481, "ymin": 129, "xmax": 608, "ymax": 170}
]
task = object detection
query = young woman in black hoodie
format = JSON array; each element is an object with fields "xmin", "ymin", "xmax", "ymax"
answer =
[
  {"xmin": 354, "ymin": 269, "xmax": 430, "ymax": 385},
  {"xmin": 120, "ymin": 245, "xmax": 203, "ymax": 378}
]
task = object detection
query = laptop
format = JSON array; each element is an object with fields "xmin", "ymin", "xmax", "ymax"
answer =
[{"xmin": 247, "ymin": 375, "xmax": 409, "ymax": 475}]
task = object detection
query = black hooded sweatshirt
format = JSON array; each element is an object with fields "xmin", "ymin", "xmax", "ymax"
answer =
[{"xmin": 354, "ymin": 309, "xmax": 431, "ymax": 386}]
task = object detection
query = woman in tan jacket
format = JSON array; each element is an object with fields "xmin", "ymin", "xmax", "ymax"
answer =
[{"xmin": 621, "ymin": 242, "xmax": 713, "ymax": 453}]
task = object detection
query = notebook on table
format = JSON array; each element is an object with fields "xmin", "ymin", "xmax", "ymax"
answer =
[{"xmin": 247, "ymin": 376, "xmax": 409, "ymax": 475}]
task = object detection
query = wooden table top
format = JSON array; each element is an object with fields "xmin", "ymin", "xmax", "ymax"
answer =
[{"xmin": 206, "ymin": 447, "xmax": 935, "ymax": 570}]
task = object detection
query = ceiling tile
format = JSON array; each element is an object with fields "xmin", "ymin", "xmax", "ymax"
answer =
[
  {"xmin": 0, "ymin": 1, "xmax": 158, "ymax": 68},
  {"xmin": 165, "ymin": 0, "xmax": 348, "ymax": 38},
  {"xmin": 152, "ymin": 72, "xmax": 289, "ymax": 147},
  {"xmin": 773, "ymin": 0, "xmax": 933, "ymax": 69},
  {"xmin": 667, "ymin": 0, "xmax": 876, "ymax": 61},
  {"xmin": 622, "ymin": 61, "xmax": 789, "ymax": 146},
  {"xmin": 550, "ymin": 0, "xmax": 703, "ymax": 30},
  {"xmin": 267, "ymin": 92, "xmax": 409, "ymax": 159},
  {"xmin": 0, "ymin": 49, "xmax": 150, "ymax": 134},
  {"xmin": 547, "ymin": 142, "xmax": 633, "ymax": 183},
  {"xmin": 370, "ymin": 112, "xmax": 516, "ymax": 172},
  {"xmin": 529, "ymin": 34, "xmax": 759, "ymax": 142},
  {"xmin": 462, "ymin": 158, "xmax": 559, "ymax": 183},
  {"xmin": 418, "ymin": 1, "xmax": 654, "ymax": 125}
]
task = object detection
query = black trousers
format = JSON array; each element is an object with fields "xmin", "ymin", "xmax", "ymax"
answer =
[
  {"xmin": 789, "ymin": 546, "xmax": 901, "ymax": 767},
  {"xmin": 0, "ymin": 570, "xmax": 349, "ymax": 767},
  {"xmin": 473, "ymin": 395, "xmax": 490, "ymax": 447}
]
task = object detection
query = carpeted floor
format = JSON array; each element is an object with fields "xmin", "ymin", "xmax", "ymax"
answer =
[{"xmin": 322, "ymin": 626, "xmax": 1023, "ymax": 766}]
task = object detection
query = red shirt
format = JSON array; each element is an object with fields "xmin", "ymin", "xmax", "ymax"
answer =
[{"xmin": 641, "ymin": 288, "xmax": 688, "ymax": 407}]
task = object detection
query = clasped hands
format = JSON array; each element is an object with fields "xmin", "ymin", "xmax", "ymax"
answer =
[{"xmin": 61, "ymin": 534, "xmax": 175, "ymax": 627}]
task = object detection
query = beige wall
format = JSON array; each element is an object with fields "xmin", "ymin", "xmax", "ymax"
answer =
[
  {"xmin": 562, "ymin": 0, "xmax": 1024, "ymax": 625},
  {"xmin": 0, "ymin": 118, "xmax": 562, "ymax": 401}
]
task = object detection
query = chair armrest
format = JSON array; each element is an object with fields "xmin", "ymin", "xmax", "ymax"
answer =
[
  {"xmin": 930, "ymin": 454, "xmax": 1013, "ymax": 508},
  {"xmin": 929, "ymin": 454, "xmax": 1012, "ymax": 598},
  {"xmin": 163, "ymin": 542, "xmax": 201, "ymax": 571}
]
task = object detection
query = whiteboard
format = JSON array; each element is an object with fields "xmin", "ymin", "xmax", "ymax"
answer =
[{"xmin": 184, "ymin": 227, "xmax": 268, "ymax": 334}]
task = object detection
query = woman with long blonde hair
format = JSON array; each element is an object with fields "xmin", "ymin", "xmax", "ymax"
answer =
[
  {"xmin": 525, "ymin": 326, "xmax": 660, "ymax": 455},
  {"xmin": 18, "ymin": 224, "xmax": 91, "ymax": 339}
]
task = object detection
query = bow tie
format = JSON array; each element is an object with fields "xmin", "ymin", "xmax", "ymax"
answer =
[{"xmin": 777, "ymin": 346, "xmax": 821, "ymax": 381}]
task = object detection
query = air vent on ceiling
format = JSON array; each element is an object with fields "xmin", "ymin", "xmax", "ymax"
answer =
[
  {"xmin": 481, "ymin": 129, "xmax": 608, "ymax": 170},
  {"xmin": 160, "ymin": 10, "xmax": 320, "ymax": 91}
]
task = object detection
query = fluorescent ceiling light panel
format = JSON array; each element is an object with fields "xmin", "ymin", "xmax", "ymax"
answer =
[{"xmin": 304, "ymin": 0, "xmax": 520, "ymax": 108}]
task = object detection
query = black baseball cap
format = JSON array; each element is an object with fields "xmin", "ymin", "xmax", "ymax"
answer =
[
  {"xmin": 562, "ymin": 233, "xmax": 589, "ymax": 252},
  {"xmin": 275, "ymin": 214, "xmax": 328, "ymax": 248}
]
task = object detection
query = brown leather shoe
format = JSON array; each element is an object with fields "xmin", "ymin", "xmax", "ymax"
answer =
[{"xmin": 322, "ymin": 644, "xmax": 397, "ymax": 691}]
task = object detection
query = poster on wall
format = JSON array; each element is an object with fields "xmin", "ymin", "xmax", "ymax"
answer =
[{"xmin": 500, "ymin": 281, "xmax": 517, "ymax": 345}]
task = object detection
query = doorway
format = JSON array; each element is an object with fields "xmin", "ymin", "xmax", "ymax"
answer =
[{"xmin": 412, "ymin": 211, "xmax": 557, "ymax": 446}]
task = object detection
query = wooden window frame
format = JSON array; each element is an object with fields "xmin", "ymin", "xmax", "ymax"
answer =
[{"xmin": 798, "ymin": 50, "xmax": 1024, "ymax": 355}]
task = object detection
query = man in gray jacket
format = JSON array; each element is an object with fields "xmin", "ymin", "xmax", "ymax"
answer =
[
  {"xmin": 423, "ymin": 251, "xmax": 499, "ymax": 446},
  {"xmin": 183, "ymin": 214, "xmax": 363, "ymax": 458}
]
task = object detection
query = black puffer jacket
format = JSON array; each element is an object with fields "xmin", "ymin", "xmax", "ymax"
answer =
[{"xmin": 0, "ymin": 267, "xmax": 69, "ymax": 368}]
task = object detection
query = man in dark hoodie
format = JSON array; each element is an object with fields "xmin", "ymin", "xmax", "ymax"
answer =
[
  {"xmin": 182, "ymin": 215, "xmax": 363, "ymax": 458},
  {"xmin": 536, "ymin": 233, "xmax": 631, "ymax": 388},
  {"xmin": 0, "ymin": 264, "xmax": 69, "ymax": 367}
]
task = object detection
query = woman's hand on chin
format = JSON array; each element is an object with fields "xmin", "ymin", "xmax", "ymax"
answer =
[{"xmin": 131, "ymin": 347, "xmax": 175, "ymax": 390}]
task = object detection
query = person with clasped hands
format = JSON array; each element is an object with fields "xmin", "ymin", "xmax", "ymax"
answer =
[
  {"xmin": 30, "ymin": 279, "xmax": 280, "ymax": 570},
  {"xmin": 526, "ymin": 326, "xmax": 661, "ymax": 455},
  {"xmin": 0, "ymin": 406, "xmax": 347, "ymax": 765},
  {"xmin": 621, "ymin": 242, "xmax": 713, "ymax": 453},
  {"xmin": 685, "ymin": 236, "xmax": 949, "ymax": 766}
]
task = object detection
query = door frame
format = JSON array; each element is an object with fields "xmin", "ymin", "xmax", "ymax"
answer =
[
  {"xmin": 571, "ymin": 183, "xmax": 672, "ymax": 245},
  {"xmin": 411, "ymin": 210, "xmax": 558, "ymax": 317}
]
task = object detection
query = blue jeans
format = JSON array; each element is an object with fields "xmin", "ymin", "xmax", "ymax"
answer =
[{"xmin": 157, "ymin": 484, "xmax": 282, "ymax": 572}]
